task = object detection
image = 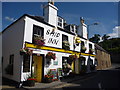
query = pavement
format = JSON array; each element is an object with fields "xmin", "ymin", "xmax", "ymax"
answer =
[
  {"xmin": 23, "ymin": 72, "xmax": 97, "ymax": 89},
  {"xmin": 1, "ymin": 72, "xmax": 97, "ymax": 90}
]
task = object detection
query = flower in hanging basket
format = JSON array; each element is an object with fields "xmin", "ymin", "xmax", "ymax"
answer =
[
  {"xmin": 69, "ymin": 55, "xmax": 78, "ymax": 61},
  {"xmin": 27, "ymin": 78, "xmax": 36, "ymax": 81},
  {"xmin": 75, "ymin": 37, "xmax": 81, "ymax": 44},
  {"xmin": 62, "ymin": 40, "xmax": 70, "ymax": 50},
  {"xmin": 81, "ymin": 46, "xmax": 86, "ymax": 51},
  {"xmin": 46, "ymin": 52, "xmax": 56, "ymax": 60},
  {"xmin": 81, "ymin": 46, "xmax": 87, "ymax": 53},
  {"xmin": 34, "ymin": 36, "xmax": 45, "ymax": 46},
  {"xmin": 89, "ymin": 48, "xmax": 94, "ymax": 54},
  {"xmin": 20, "ymin": 47, "xmax": 33, "ymax": 55}
]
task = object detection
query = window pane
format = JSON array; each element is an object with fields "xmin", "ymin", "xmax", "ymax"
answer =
[
  {"xmin": 89, "ymin": 44, "xmax": 92, "ymax": 49},
  {"xmin": 62, "ymin": 34, "xmax": 68, "ymax": 41},
  {"xmin": 33, "ymin": 25, "xmax": 44, "ymax": 36}
]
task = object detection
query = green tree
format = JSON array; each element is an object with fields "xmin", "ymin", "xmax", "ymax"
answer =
[
  {"xmin": 102, "ymin": 34, "xmax": 110, "ymax": 41},
  {"xmin": 89, "ymin": 34, "xmax": 101, "ymax": 43}
]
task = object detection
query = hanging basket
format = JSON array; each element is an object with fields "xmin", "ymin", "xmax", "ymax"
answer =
[
  {"xmin": 20, "ymin": 47, "xmax": 33, "ymax": 56},
  {"xmin": 62, "ymin": 40, "xmax": 70, "ymax": 50},
  {"xmin": 46, "ymin": 52, "xmax": 56, "ymax": 60},
  {"xmin": 81, "ymin": 46, "xmax": 87, "ymax": 53},
  {"xmin": 34, "ymin": 36, "xmax": 45, "ymax": 46},
  {"xmin": 75, "ymin": 37, "xmax": 81, "ymax": 43}
]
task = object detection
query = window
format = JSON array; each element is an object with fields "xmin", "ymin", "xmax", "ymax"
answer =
[
  {"xmin": 89, "ymin": 44, "xmax": 93, "ymax": 54},
  {"xmin": 81, "ymin": 41, "xmax": 85, "ymax": 48},
  {"xmin": 80, "ymin": 57, "xmax": 86, "ymax": 65},
  {"xmin": 62, "ymin": 34, "xmax": 70, "ymax": 50},
  {"xmin": 95, "ymin": 59, "xmax": 98, "ymax": 66},
  {"xmin": 2, "ymin": 56, "xmax": 3, "ymax": 65},
  {"xmin": 70, "ymin": 25, "xmax": 77, "ymax": 33},
  {"xmin": 33, "ymin": 25, "xmax": 44, "ymax": 43},
  {"xmin": 71, "ymin": 25, "xmax": 74, "ymax": 33},
  {"xmin": 90, "ymin": 59, "xmax": 93, "ymax": 65},
  {"xmin": 9, "ymin": 55, "xmax": 14, "ymax": 65},
  {"xmin": 62, "ymin": 57, "xmax": 71, "ymax": 74},
  {"xmin": 33, "ymin": 25, "xmax": 44, "ymax": 36},
  {"xmin": 81, "ymin": 41, "xmax": 86, "ymax": 53},
  {"xmin": 23, "ymin": 54, "xmax": 30, "ymax": 72},
  {"xmin": 62, "ymin": 34, "xmax": 68, "ymax": 41},
  {"xmin": 6, "ymin": 54, "xmax": 14, "ymax": 75},
  {"xmin": 58, "ymin": 17, "xmax": 63, "ymax": 28},
  {"xmin": 89, "ymin": 44, "xmax": 92, "ymax": 49}
]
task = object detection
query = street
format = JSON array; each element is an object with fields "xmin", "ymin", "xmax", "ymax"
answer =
[
  {"xmin": 51, "ymin": 68, "xmax": 120, "ymax": 89},
  {"xmin": 2, "ymin": 67, "xmax": 120, "ymax": 90}
]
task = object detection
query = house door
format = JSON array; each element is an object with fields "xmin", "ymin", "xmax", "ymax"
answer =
[{"xmin": 33, "ymin": 55, "xmax": 43, "ymax": 82}]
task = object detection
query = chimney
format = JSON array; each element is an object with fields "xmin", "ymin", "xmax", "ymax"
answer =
[
  {"xmin": 43, "ymin": 0, "xmax": 58, "ymax": 27},
  {"xmin": 80, "ymin": 17, "xmax": 84, "ymax": 24},
  {"xmin": 77, "ymin": 17, "xmax": 88, "ymax": 39}
]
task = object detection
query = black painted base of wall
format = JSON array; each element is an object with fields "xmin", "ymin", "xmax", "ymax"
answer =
[{"xmin": 2, "ymin": 77, "xmax": 20, "ymax": 88}]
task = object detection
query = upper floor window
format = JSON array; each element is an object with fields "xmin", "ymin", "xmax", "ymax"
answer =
[
  {"xmin": 81, "ymin": 41, "xmax": 85, "ymax": 47},
  {"xmin": 89, "ymin": 44, "xmax": 92, "ymax": 49},
  {"xmin": 70, "ymin": 25, "xmax": 77, "ymax": 33},
  {"xmin": 33, "ymin": 25, "xmax": 45, "ymax": 46},
  {"xmin": 33, "ymin": 25, "xmax": 44, "ymax": 37},
  {"xmin": 62, "ymin": 34, "xmax": 70, "ymax": 50},
  {"xmin": 62, "ymin": 34, "xmax": 68, "ymax": 41},
  {"xmin": 89, "ymin": 44, "xmax": 94, "ymax": 54},
  {"xmin": 81, "ymin": 41, "xmax": 86, "ymax": 53},
  {"xmin": 58, "ymin": 17, "xmax": 63, "ymax": 28}
]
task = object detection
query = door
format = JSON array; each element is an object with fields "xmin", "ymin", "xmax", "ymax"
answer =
[{"xmin": 33, "ymin": 55, "xmax": 43, "ymax": 82}]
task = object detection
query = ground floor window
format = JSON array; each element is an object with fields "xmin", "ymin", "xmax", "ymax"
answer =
[
  {"xmin": 79, "ymin": 57, "xmax": 87, "ymax": 73},
  {"xmin": 62, "ymin": 57, "xmax": 72, "ymax": 76},
  {"xmin": 80, "ymin": 57, "xmax": 86, "ymax": 65},
  {"xmin": 23, "ymin": 54, "xmax": 30, "ymax": 72},
  {"xmin": 5, "ymin": 54, "xmax": 14, "ymax": 75}
]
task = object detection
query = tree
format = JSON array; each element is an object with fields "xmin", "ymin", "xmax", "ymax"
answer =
[
  {"xmin": 89, "ymin": 34, "xmax": 101, "ymax": 43},
  {"xmin": 102, "ymin": 34, "xmax": 110, "ymax": 41}
]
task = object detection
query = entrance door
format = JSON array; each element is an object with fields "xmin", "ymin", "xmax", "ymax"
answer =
[{"xmin": 33, "ymin": 55, "xmax": 43, "ymax": 82}]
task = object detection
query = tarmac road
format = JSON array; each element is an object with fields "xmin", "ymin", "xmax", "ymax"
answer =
[{"xmin": 53, "ymin": 68, "xmax": 120, "ymax": 89}]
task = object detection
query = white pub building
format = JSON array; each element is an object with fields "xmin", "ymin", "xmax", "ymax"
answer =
[{"xmin": 2, "ymin": 1, "xmax": 96, "ymax": 84}]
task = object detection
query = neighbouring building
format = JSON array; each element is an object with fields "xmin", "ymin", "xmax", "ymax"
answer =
[
  {"xmin": 95, "ymin": 44, "xmax": 111, "ymax": 70},
  {"xmin": 2, "ymin": 2, "xmax": 96, "ymax": 84}
]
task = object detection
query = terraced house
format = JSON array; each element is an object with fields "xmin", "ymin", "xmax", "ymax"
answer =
[{"xmin": 2, "ymin": 1, "xmax": 97, "ymax": 84}]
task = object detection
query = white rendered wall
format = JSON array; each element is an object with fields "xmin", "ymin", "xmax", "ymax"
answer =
[
  {"xmin": 24, "ymin": 16, "xmax": 75, "ymax": 50},
  {"xmin": 2, "ymin": 17, "xmax": 25, "ymax": 82},
  {"xmin": 22, "ymin": 16, "xmax": 95, "ymax": 81}
]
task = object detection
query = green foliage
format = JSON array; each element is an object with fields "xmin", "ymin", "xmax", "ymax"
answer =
[
  {"xmin": 89, "ymin": 34, "xmax": 101, "ymax": 43},
  {"xmin": 102, "ymin": 34, "xmax": 110, "ymax": 41},
  {"xmin": 99, "ymin": 38, "xmax": 120, "ymax": 53}
]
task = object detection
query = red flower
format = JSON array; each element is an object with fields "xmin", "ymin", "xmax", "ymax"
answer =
[
  {"xmin": 46, "ymin": 52, "xmax": 56, "ymax": 60},
  {"xmin": 27, "ymin": 78, "xmax": 36, "ymax": 81}
]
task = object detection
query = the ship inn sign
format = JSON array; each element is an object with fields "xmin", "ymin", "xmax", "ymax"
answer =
[{"xmin": 45, "ymin": 29, "xmax": 61, "ymax": 47}]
